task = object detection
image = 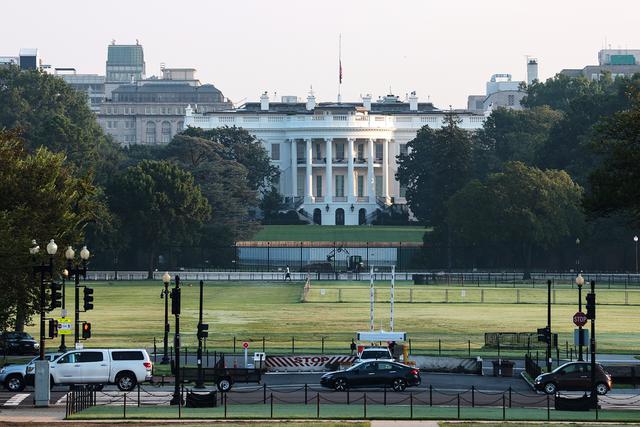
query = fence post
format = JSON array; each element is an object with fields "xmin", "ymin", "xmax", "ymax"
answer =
[
  {"xmin": 429, "ymin": 385, "xmax": 432, "ymax": 407},
  {"xmin": 471, "ymin": 385, "xmax": 475, "ymax": 407},
  {"xmin": 509, "ymin": 386, "xmax": 512, "ymax": 408},
  {"xmin": 409, "ymin": 339, "xmax": 412, "ymax": 355},
  {"xmin": 305, "ymin": 383, "xmax": 308, "ymax": 404},
  {"xmin": 317, "ymin": 392, "xmax": 320, "ymax": 418},
  {"xmin": 565, "ymin": 341, "xmax": 569, "ymax": 359},
  {"xmin": 410, "ymin": 392, "xmax": 413, "ymax": 419},
  {"xmin": 137, "ymin": 383, "xmax": 140, "ymax": 407},
  {"xmin": 292, "ymin": 336, "xmax": 295, "ymax": 354},
  {"xmin": 384, "ymin": 385, "xmax": 387, "ymax": 405},
  {"xmin": 123, "ymin": 392, "xmax": 127, "ymax": 419},
  {"xmin": 457, "ymin": 393, "xmax": 460, "ymax": 419},
  {"xmin": 438, "ymin": 339, "xmax": 441, "ymax": 356},
  {"xmin": 270, "ymin": 393, "xmax": 273, "ymax": 418},
  {"xmin": 321, "ymin": 337, "xmax": 325, "ymax": 354},
  {"xmin": 153, "ymin": 337, "xmax": 157, "ymax": 364},
  {"xmin": 547, "ymin": 393, "xmax": 550, "ymax": 421},
  {"xmin": 347, "ymin": 387, "xmax": 350, "ymax": 405},
  {"xmin": 364, "ymin": 392, "xmax": 367, "ymax": 418},
  {"xmin": 184, "ymin": 346, "xmax": 187, "ymax": 365},
  {"xmin": 224, "ymin": 392, "xmax": 227, "ymax": 418},
  {"xmin": 263, "ymin": 383, "xmax": 267, "ymax": 404},
  {"xmin": 233, "ymin": 336, "xmax": 236, "ymax": 353},
  {"xmin": 502, "ymin": 393, "xmax": 506, "ymax": 420},
  {"xmin": 468, "ymin": 340, "xmax": 471, "ymax": 357}
]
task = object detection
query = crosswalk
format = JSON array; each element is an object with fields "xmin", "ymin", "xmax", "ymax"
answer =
[{"xmin": 3, "ymin": 393, "xmax": 30, "ymax": 407}]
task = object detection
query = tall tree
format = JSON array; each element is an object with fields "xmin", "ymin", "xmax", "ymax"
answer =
[
  {"xmin": 396, "ymin": 112, "xmax": 473, "ymax": 227},
  {"xmin": 107, "ymin": 160, "xmax": 211, "ymax": 278},
  {"xmin": 0, "ymin": 66, "xmax": 122, "ymax": 182},
  {"xmin": 181, "ymin": 126, "xmax": 278, "ymax": 192},
  {"xmin": 0, "ymin": 130, "xmax": 108, "ymax": 331},
  {"xmin": 584, "ymin": 86, "xmax": 640, "ymax": 227},
  {"xmin": 447, "ymin": 162, "xmax": 583, "ymax": 276}
]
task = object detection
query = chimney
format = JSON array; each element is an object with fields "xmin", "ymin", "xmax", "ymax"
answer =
[
  {"xmin": 306, "ymin": 90, "xmax": 316, "ymax": 110},
  {"xmin": 362, "ymin": 94, "xmax": 372, "ymax": 111},
  {"xmin": 260, "ymin": 91, "xmax": 269, "ymax": 111},
  {"xmin": 527, "ymin": 58, "xmax": 539, "ymax": 85},
  {"xmin": 409, "ymin": 91, "xmax": 418, "ymax": 111},
  {"xmin": 185, "ymin": 104, "xmax": 193, "ymax": 116}
]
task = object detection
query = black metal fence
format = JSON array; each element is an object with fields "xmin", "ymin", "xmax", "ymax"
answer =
[{"xmin": 65, "ymin": 385, "xmax": 96, "ymax": 417}]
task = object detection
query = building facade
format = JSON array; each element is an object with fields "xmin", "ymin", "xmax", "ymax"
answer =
[
  {"xmin": 185, "ymin": 92, "xmax": 485, "ymax": 226},
  {"xmin": 55, "ymin": 68, "xmax": 105, "ymax": 112},
  {"xmin": 561, "ymin": 49, "xmax": 640, "ymax": 80}
]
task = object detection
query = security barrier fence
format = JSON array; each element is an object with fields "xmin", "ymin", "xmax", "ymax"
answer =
[{"xmin": 65, "ymin": 382, "xmax": 640, "ymax": 421}]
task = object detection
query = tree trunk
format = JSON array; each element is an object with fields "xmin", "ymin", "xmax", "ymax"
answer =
[
  {"xmin": 14, "ymin": 279, "xmax": 28, "ymax": 332},
  {"xmin": 147, "ymin": 247, "xmax": 156, "ymax": 280}
]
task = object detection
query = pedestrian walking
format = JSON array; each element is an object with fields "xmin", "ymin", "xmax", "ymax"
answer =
[
  {"xmin": 350, "ymin": 338, "xmax": 357, "ymax": 356},
  {"xmin": 284, "ymin": 265, "xmax": 291, "ymax": 282}
]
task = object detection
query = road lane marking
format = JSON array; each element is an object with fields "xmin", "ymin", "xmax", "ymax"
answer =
[{"xmin": 3, "ymin": 393, "xmax": 30, "ymax": 406}]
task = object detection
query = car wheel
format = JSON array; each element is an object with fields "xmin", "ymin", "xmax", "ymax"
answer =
[
  {"xmin": 334, "ymin": 378, "xmax": 348, "ymax": 391},
  {"xmin": 5, "ymin": 375, "xmax": 25, "ymax": 392},
  {"xmin": 596, "ymin": 382, "xmax": 609, "ymax": 395},
  {"xmin": 116, "ymin": 372, "xmax": 137, "ymax": 391},
  {"xmin": 217, "ymin": 378, "xmax": 232, "ymax": 392},
  {"xmin": 543, "ymin": 382, "xmax": 557, "ymax": 395},
  {"xmin": 392, "ymin": 378, "xmax": 407, "ymax": 392}
]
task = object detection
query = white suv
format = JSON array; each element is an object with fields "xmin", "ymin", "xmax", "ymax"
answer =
[
  {"xmin": 357, "ymin": 347, "xmax": 395, "ymax": 363},
  {"xmin": 49, "ymin": 349, "xmax": 152, "ymax": 391}
]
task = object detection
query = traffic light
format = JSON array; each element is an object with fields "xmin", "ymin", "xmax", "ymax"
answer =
[
  {"xmin": 537, "ymin": 327, "xmax": 550, "ymax": 343},
  {"xmin": 197, "ymin": 323, "xmax": 209, "ymax": 339},
  {"xmin": 170, "ymin": 288, "xmax": 181, "ymax": 315},
  {"xmin": 48, "ymin": 318, "xmax": 59, "ymax": 338},
  {"xmin": 586, "ymin": 293, "xmax": 596, "ymax": 320},
  {"xmin": 49, "ymin": 282, "xmax": 62, "ymax": 310},
  {"xmin": 83, "ymin": 287, "xmax": 94, "ymax": 311},
  {"xmin": 81, "ymin": 321, "xmax": 92, "ymax": 339}
]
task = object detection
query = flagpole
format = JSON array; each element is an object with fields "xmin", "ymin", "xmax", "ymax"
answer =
[
  {"xmin": 338, "ymin": 34, "xmax": 342, "ymax": 103},
  {"xmin": 369, "ymin": 266, "xmax": 374, "ymax": 331},
  {"xmin": 390, "ymin": 265, "xmax": 395, "ymax": 332}
]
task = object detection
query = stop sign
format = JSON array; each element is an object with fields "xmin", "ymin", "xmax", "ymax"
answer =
[
  {"xmin": 242, "ymin": 341, "xmax": 249, "ymax": 349},
  {"xmin": 573, "ymin": 311, "xmax": 587, "ymax": 327}
]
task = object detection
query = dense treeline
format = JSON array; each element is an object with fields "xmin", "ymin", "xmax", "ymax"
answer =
[
  {"xmin": 397, "ymin": 72, "xmax": 640, "ymax": 272},
  {"xmin": 0, "ymin": 67, "xmax": 274, "ymax": 330}
]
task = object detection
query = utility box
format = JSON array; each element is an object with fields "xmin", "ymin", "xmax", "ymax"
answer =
[
  {"xmin": 34, "ymin": 360, "xmax": 50, "ymax": 407},
  {"xmin": 253, "ymin": 352, "xmax": 266, "ymax": 370}
]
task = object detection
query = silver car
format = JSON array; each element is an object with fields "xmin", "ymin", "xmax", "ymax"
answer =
[{"xmin": 1, "ymin": 353, "xmax": 62, "ymax": 392}]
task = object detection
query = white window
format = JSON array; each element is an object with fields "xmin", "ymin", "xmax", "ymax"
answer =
[
  {"xmin": 160, "ymin": 121, "xmax": 172, "ymax": 143},
  {"xmin": 357, "ymin": 175, "xmax": 364, "ymax": 197},
  {"xmin": 315, "ymin": 143, "xmax": 322, "ymax": 160},
  {"xmin": 336, "ymin": 143, "xmax": 344, "ymax": 160},
  {"xmin": 146, "ymin": 122, "xmax": 156, "ymax": 144},
  {"xmin": 297, "ymin": 171, "xmax": 305, "ymax": 196},
  {"xmin": 508, "ymin": 94, "xmax": 515, "ymax": 106},
  {"xmin": 316, "ymin": 175, "xmax": 323, "ymax": 197},
  {"xmin": 375, "ymin": 144, "xmax": 383, "ymax": 161},
  {"xmin": 400, "ymin": 183, "xmax": 407, "ymax": 198},
  {"xmin": 400, "ymin": 143, "xmax": 408, "ymax": 156},
  {"xmin": 177, "ymin": 121, "xmax": 184, "ymax": 131},
  {"xmin": 335, "ymin": 175, "xmax": 345, "ymax": 197},
  {"xmin": 375, "ymin": 175, "xmax": 382, "ymax": 196},
  {"xmin": 271, "ymin": 143, "xmax": 280, "ymax": 160}
]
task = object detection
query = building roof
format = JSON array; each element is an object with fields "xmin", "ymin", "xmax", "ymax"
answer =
[
  {"xmin": 113, "ymin": 82, "xmax": 222, "ymax": 94},
  {"xmin": 236, "ymin": 100, "xmax": 442, "ymax": 115},
  {"xmin": 107, "ymin": 45, "xmax": 144, "ymax": 65}
]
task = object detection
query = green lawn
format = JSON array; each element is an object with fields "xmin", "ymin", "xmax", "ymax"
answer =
[
  {"xmin": 26, "ymin": 280, "xmax": 640, "ymax": 356},
  {"xmin": 70, "ymin": 404, "xmax": 640, "ymax": 422},
  {"xmin": 252, "ymin": 225, "xmax": 427, "ymax": 242}
]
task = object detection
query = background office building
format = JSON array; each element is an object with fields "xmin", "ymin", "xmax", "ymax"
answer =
[
  {"xmin": 185, "ymin": 92, "xmax": 485, "ymax": 225},
  {"xmin": 467, "ymin": 59, "xmax": 538, "ymax": 112},
  {"xmin": 561, "ymin": 49, "xmax": 640, "ymax": 80}
]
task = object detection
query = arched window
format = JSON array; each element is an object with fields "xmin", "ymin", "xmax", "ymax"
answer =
[
  {"xmin": 177, "ymin": 120, "xmax": 184, "ymax": 132},
  {"xmin": 161, "ymin": 121, "xmax": 172, "ymax": 143},
  {"xmin": 335, "ymin": 208, "xmax": 345, "ymax": 226},
  {"xmin": 145, "ymin": 121, "xmax": 156, "ymax": 144}
]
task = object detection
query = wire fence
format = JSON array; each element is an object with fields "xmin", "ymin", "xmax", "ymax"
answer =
[{"xmin": 65, "ymin": 382, "xmax": 640, "ymax": 421}]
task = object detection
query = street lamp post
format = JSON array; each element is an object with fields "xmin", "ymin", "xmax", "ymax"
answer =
[
  {"xmin": 170, "ymin": 275, "xmax": 183, "ymax": 406},
  {"xmin": 195, "ymin": 279, "xmax": 205, "ymax": 389},
  {"xmin": 576, "ymin": 273, "xmax": 585, "ymax": 361},
  {"xmin": 589, "ymin": 280, "xmax": 597, "ymax": 408},
  {"xmin": 59, "ymin": 266, "xmax": 69, "ymax": 352},
  {"xmin": 546, "ymin": 279, "xmax": 552, "ymax": 372},
  {"xmin": 161, "ymin": 272, "xmax": 171, "ymax": 364},
  {"xmin": 65, "ymin": 246, "xmax": 90, "ymax": 346},
  {"xmin": 575, "ymin": 237, "xmax": 581, "ymax": 273},
  {"xmin": 634, "ymin": 236, "xmax": 638, "ymax": 274}
]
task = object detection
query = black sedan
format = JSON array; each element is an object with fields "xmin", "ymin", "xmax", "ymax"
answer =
[
  {"xmin": 0, "ymin": 332, "xmax": 39, "ymax": 355},
  {"xmin": 321, "ymin": 361, "xmax": 421, "ymax": 391}
]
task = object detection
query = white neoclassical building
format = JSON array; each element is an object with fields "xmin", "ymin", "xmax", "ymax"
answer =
[{"xmin": 184, "ymin": 92, "xmax": 485, "ymax": 225}]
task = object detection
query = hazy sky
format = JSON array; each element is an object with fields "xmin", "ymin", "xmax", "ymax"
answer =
[{"xmin": 3, "ymin": 0, "xmax": 640, "ymax": 108}]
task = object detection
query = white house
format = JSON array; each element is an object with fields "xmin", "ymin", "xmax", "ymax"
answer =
[{"xmin": 184, "ymin": 92, "xmax": 485, "ymax": 225}]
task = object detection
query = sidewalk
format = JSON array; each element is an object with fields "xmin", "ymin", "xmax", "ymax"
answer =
[{"xmin": 372, "ymin": 422, "xmax": 439, "ymax": 427}]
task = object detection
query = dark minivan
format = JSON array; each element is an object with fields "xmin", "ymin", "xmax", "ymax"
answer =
[{"xmin": 533, "ymin": 362, "xmax": 612, "ymax": 395}]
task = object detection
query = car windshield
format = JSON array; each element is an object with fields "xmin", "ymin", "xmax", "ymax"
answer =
[
  {"xmin": 347, "ymin": 362, "xmax": 365, "ymax": 371},
  {"xmin": 361, "ymin": 350, "xmax": 390, "ymax": 358}
]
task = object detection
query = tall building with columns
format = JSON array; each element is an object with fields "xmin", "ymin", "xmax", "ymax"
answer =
[{"xmin": 184, "ymin": 92, "xmax": 485, "ymax": 225}]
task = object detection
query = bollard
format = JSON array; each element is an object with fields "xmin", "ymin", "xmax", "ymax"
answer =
[
  {"xmin": 184, "ymin": 346, "xmax": 188, "ymax": 365},
  {"xmin": 468, "ymin": 340, "xmax": 471, "ymax": 357},
  {"xmin": 233, "ymin": 336, "xmax": 236, "ymax": 353},
  {"xmin": 502, "ymin": 393, "xmax": 506, "ymax": 420},
  {"xmin": 292, "ymin": 336, "xmax": 295, "ymax": 354},
  {"xmin": 438, "ymin": 339, "xmax": 441, "ymax": 356},
  {"xmin": 321, "ymin": 337, "xmax": 325, "ymax": 354},
  {"xmin": 457, "ymin": 393, "xmax": 460, "ymax": 419},
  {"xmin": 263, "ymin": 336, "xmax": 266, "ymax": 353},
  {"xmin": 123, "ymin": 392, "xmax": 127, "ymax": 419},
  {"xmin": 263, "ymin": 383, "xmax": 267, "ymax": 404},
  {"xmin": 137, "ymin": 383, "xmax": 141, "ymax": 407},
  {"xmin": 429, "ymin": 385, "xmax": 433, "ymax": 407},
  {"xmin": 317, "ymin": 393, "xmax": 320, "ymax": 418},
  {"xmin": 546, "ymin": 393, "xmax": 550, "ymax": 421},
  {"xmin": 347, "ymin": 387, "xmax": 350, "ymax": 405},
  {"xmin": 409, "ymin": 339, "xmax": 412, "ymax": 355},
  {"xmin": 384, "ymin": 385, "xmax": 387, "ymax": 405},
  {"xmin": 509, "ymin": 386, "xmax": 512, "ymax": 408},
  {"xmin": 305, "ymin": 384, "xmax": 308, "ymax": 404},
  {"xmin": 270, "ymin": 393, "xmax": 273, "ymax": 418},
  {"xmin": 224, "ymin": 392, "xmax": 227, "ymax": 418}
]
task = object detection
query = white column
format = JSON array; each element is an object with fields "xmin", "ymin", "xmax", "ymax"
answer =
[
  {"xmin": 290, "ymin": 139, "xmax": 297, "ymax": 197},
  {"xmin": 305, "ymin": 138, "xmax": 314, "ymax": 202},
  {"xmin": 347, "ymin": 138, "xmax": 355, "ymax": 202},
  {"xmin": 383, "ymin": 139, "xmax": 390, "ymax": 204},
  {"xmin": 325, "ymin": 138, "xmax": 332, "ymax": 203},
  {"xmin": 367, "ymin": 138, "xmax": 375, "ymax": 201}
]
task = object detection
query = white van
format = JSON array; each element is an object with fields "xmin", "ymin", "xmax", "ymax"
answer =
[{"xmin": 49, "ymin": 349, "xmax": 152, "ymax": 391}]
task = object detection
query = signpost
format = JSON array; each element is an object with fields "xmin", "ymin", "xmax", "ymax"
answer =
[
  {"xmin": 243, "ymin": 341, "xmax": 249, "ymax": 367},
  {"xmin": 57, "ymin": 317, "xmax": 72, "ymax": 335},
  {"xmin": 573, "ymin": 311, "xmax": 587, "ymax": 327}
]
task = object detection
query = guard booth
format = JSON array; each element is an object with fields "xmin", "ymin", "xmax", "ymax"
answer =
[{"xmin": 355, "ymin": 331, "xmax": 409, "ymax": 363}]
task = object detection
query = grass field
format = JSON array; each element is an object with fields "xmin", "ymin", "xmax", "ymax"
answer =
[
  {"xmin": 252, "ymin": 225, "xmax": 427, "ymax": 242},
  {"xmin": 70, "ymin": 404, "xmax": 640, "ymax": 422},
  {"xmin": 25, "ymin": 279, "xmax": 640, "ymax": 356}
]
